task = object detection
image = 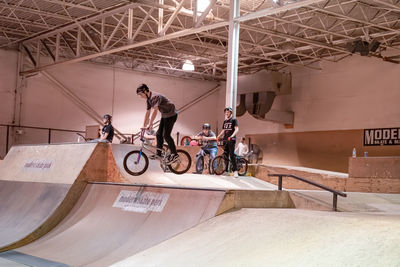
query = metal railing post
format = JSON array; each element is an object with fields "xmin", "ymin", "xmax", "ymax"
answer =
[
  {"xmin": 278, "ymin": 175, "xmax": 283, "ymax": 190},
  {"xmin": 48, "ymin": 129, "xmax": 51, "ymax": 144},
  {"xmin": 6, "ymin": 125, "xmax": 10, "ymax": 154},
  {"xmin": 333, "ymin": 193, "xmax": 338, "ymax": 211}
]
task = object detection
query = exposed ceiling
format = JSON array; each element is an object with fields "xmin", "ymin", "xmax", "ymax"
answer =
[{"xmin": 0, "ymin": 0, "xmax": 399, "ymax": 81}]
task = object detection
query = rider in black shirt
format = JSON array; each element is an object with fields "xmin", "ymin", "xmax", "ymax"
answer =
[
  {"xmin": 100, "ymin": 114, "xmax": 114, "ymax": 143},
  {"xmin": 217, "ymin": 107, "xmax": 239, "ymax": 177}
]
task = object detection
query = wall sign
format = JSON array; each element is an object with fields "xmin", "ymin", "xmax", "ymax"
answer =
[
  {"xmin": 364, "ymin": 128, "xmax": 400, "ymax": 146},
  {"xmin": 112, "ymin": 190, "xmax": 169, "ymax": 213},
  {"xmin": 23, "ymin": 160, "xmax": 53, "ymax": 170}
]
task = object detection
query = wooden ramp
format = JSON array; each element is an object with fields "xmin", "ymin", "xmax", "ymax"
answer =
[
  {"xmin": 5, "ymin": 183, "xmax": 225, "ymax": 267},
  {"xmin": 0, "ymin": 143, "xmax": 126, "ymax": 252}
]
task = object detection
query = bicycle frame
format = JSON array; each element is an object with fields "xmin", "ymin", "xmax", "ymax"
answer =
[{"xmin": 135, "ymin": 129, "xmax": 168, "ymax": 165}]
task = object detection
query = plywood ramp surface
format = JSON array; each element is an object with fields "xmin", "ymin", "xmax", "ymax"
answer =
[
  {"xmin": 15, "ymin": 183, "xmax": 226, "ymax": 267},
  {"xmin": 0, "ymin": 143, "xmax": 126, "ymax": 252},
  {"xmin": 112, "ymin": 209, "xmax": 400, "ymax": 267},
  {"xmin": 0, "ymin": 143, "xmax": 97, "ymax": 184}
]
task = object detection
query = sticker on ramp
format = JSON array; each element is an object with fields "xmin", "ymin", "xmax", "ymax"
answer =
[
  {"xmin": 23, "ymin": 160, "xmax": 53, "ymax": 171},
  {"xmin": 112, "ymin": 190, "xmax": 170, "ymax": 213}
]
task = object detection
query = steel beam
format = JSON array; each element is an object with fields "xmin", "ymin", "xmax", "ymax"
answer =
[{"xmin": 226, "ymin": 0, "xmax": 240, "ymax": 117}]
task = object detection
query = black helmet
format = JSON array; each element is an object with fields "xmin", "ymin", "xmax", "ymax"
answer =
[
  {"xmin": 103, "ymin": 114, "xmax": 112, "ymax": 120},
  {"xmin": 224, "ymin": 107, "xmax": 233, "ymax": 113},
  {"xmin": 136, "ymin": 83, "xmax": 149, "ymax": 94},
  {"xmin": 202, "ymin": 123, "xmax": 211, "ymax": 130}
]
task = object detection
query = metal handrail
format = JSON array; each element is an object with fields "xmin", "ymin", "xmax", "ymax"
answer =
[{"xmin": 268, "ymin": 173, "xmax": 347, "ymax": 211}]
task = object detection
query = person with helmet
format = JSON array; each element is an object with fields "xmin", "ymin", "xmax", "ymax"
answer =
[
  {"xmin": 216, "ymin": 107, "xmax": 239, "ymax": 177},
  {"xmin": 191, "ymin": 123, "xmax": 218, "ymax": 174},
  {"xmin": 136, "ymin": 83, "xmax": 179, "ymax": 163},
  {"xmin": 88, "ymin": 114, "xmax": 114, "ymax": 143}
]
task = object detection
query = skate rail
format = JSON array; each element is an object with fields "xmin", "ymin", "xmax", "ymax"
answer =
[{"xmin": 268, "ymin": 173, "xmax": 347, "ymax": 211}]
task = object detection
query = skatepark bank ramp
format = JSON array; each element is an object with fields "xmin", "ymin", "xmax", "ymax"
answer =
[
  {"xmin": 1, "ymin": 183, "xmax": 226, "ymax": 267},
  {"xmin": 0, "ymin": 143, "xmax": 126, "ymax": 252}
]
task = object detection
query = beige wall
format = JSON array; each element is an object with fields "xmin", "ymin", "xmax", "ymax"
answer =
[
  {"xmin": 248, "ymin": 130, "xmax": 400, "ymax": 173},
  {"xmin": 237, "ymin": 56, "xmax": 400, "ymax": 136},
  {"xmin": 1, "ymin": 48, "xmax": 399, "ymax": 171},
  {"xmin": 0, "ymin": 49, "xmax": 220, "ymax": 156}
]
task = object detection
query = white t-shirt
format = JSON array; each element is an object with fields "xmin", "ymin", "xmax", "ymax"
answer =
[{"xmin": 235, "ymin": 142, "xmax": 249, "ymax": 156}]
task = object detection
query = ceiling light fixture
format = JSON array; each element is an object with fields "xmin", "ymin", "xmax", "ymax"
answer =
[
  {"xmin": 197, "ymin": 0, "xmax": 210, "ymax": 13},
  {"xmin": 182, "ymin": 60, "xmax": 195, "ymax": 71}
]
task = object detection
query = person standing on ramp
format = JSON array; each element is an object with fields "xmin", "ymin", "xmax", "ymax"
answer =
[
  {"xmin": 217, "ymin": 107, "xmax": 239, "ymax": 177},
  {"xmin": 136, "ymin": 83, "xmax": 179, "ymax": 163}
]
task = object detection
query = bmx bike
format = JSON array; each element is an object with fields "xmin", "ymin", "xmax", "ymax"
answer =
[
  {"xmin": 123, "ymin": 129, "xmax": 191, "ymax": 176},
  {"xmin": 211, "ymin": 154, "xmax": 248, "ymax": 176}
]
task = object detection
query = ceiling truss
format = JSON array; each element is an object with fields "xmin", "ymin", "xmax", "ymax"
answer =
[{"xmin": 0, "ymin": 0, "xmax": 399, "ymax": 81}]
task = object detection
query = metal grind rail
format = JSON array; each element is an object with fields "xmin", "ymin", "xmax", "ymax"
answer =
[{"xmin": 268, "ymin": 173, "xmax": 347, "ymax": 211}]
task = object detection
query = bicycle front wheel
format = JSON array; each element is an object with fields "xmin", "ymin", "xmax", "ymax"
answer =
[
  {"xmin": 237, "ymin": 157, "xmax": 248, "ymax": 176},
  {"xmin": 123, "ymin": 150, "xmax": 149, "ymax": 176},
  {"xmin": 168, "ymin": 149, "xmax": 191, "ymax": 174},
  {"xmin": 211, "ymin": 155, "xmax": 227, "ymax": 175}
]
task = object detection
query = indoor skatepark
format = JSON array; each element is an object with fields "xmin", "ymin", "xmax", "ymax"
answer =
[{"xmin": 1, "ymin": 0, "xmax": 400, "ymax": 266}]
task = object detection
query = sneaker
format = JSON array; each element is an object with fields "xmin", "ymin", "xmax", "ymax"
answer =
[
  {"xmin": 166, "ymin": 153, "xmax": 179, "ymax": 164},
  {"xmin": 192, "ymin": 171, "xmax": 202, "ymax": 174},
  {"xmin": 222, "ymin": 171, "xmax": 230, "ymax": 176},
  {"xmin": 233, "ymin": 171, "xmax": 239, "ymax": 178},
  {"xmin": 149, "ymin": 154, "xmax": 159, "ymax": 160}
]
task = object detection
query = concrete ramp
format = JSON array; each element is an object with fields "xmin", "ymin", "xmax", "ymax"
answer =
[
  {"xmin": 6, "ymin": 183, "xmax": 225, "ymax": 267},
  {"xmin": 0, "ymin": 143, "xmax": 126, "ymax": 252}
]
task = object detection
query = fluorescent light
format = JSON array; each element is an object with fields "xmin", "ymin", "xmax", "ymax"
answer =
[
  {"xmin": 197, "ymin": 0, "xmax": 210, "ymax": 13},
  {"xmin": 182, "ymin": 60, "xmax": 195, "ymax": 71}
]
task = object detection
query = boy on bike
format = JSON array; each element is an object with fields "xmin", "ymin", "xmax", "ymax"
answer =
[
  {"xmin": 216, "ymin": 107, "xmax": 239, "ymax": 178},
  {"xmin": 192, "ymin": 123, "xmax": 218, "ymax": 174},
  {"xmin": 136, "ymin": 83, "xmax": 179, "ymax": 163},
  {"xmin": 89, "ymin": 114, "xmax": 114, "ymax": 143}
]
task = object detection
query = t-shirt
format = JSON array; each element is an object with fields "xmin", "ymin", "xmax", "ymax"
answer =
[
  {"xmin": 222, "ymin": 117, "xmax": 238, "ymax": 141},
  {"xmin": 235, "ymin": 142, "xmax": 249, "ymax": 156},
  {"xmin": 102, "ymin": 124, "xmax": 114, "ymax": 142},
  {"xmin": 147, "ymin": 91, "xmax": 177, "ymax": 118},
  {"xmin": 196, "ymin": 130, "xmax": 217, "ymax": 149}
]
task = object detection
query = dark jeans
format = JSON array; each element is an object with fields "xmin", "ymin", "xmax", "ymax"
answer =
[
  {"xmin": 223, "ymin": 139, "xmax": 237, "ymax": 172},
  {"xmin": 156, "ymin": 114, "xmax": 177, "ymax": 156},
  {"xmin": 196, "ymin": 147, "xmax": 218, "ymax": 173}
]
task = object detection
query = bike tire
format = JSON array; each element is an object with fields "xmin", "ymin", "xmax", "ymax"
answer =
[
  {"xmin": 237, "ymin": 157, "xmax": 248, "ymax": 176},
  {"xmin": 168, "ymin": 149, "xmax": 191, "ymax": 174},
  {"xmin": 123, "ymin": 150, "xmax": 149, "ymax": 176},
  {"xmin": 211, "ymin": 155, "xmax": 227, "ymax": 175}
]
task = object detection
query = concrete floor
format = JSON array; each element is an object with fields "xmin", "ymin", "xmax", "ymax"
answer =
[{"xmin": 112, "ymin": 208, "xmax": 400, "ymax": 267}]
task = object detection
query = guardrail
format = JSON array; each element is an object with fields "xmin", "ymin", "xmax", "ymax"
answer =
[{"xmin": 268, "ymin": 173, "xmax": 347, "ymax": 211}]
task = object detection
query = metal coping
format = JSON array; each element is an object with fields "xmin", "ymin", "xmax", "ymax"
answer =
[
  {"xmin": 87, "ymin": 181, "xmax": 227, "ymax": 192},
  {"xmin": 0, "ymin": 251, "xmax": 71, "ymax": 267}
]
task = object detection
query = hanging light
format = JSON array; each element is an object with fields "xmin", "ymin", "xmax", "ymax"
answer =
[
  {"xmin": 197, "ymin": 0, "xmax": 210, "ymax": 13},
  {"xmin": 182, "ymin": 60, "xmax": 195, "ymax": 71}
]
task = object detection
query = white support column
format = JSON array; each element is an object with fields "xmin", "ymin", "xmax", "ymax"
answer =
[
  {"xmin": 55, "ymin": 33, "xmax": 60, "ymax": 61},
  {"xmin": 225, "ymin": 0, "xmax": 240, "ymax": 117},
  {"xmin": 158, "ymin": 0, "xmax": 164, "ymax": 34},
  {"xmin": 128, "ymin": 8, "xmax": 133, "ymax": 40},
  {"xmin": 76, "ymin": 27, "xmax": 81, "ymax": 57}
]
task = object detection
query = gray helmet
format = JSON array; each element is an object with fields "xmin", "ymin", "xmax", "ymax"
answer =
[
  {"xmin": 224, "ymin": 107, "xmax": 233, "ymax": 113},
  {"xmin": 136, "ymin": 83, "xmax": 149, "ymax": 94},
  {"xmin": 202, "ymin": 123, "xmax": 211, "ymax": 130},
  {"xmin": 103, "ymin": 114, "xmax": 112, "ymax": 121}
]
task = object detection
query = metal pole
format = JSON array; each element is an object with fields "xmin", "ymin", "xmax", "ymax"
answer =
[
  {"xmin": 225, "ymin": 0, "xmax": 240, "ymax": 117},
  {"xmin": 278, "ymin": 175, "xmax": 283, "ymax": 190},
  {"xmin": 48, "ymin": 129, "xmax": 51, "ymax": 144},
  {"xmin": 6, "ymin": 125, "xmax": 9, "ymax": 154},
  {"xmin": 333, "ymin": 193, "xmax": 338, "ymax": 211}
]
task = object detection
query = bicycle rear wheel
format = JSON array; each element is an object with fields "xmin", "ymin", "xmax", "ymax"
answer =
[
  {"xmin": 237, "ymin": 157, "xmax": 248, "ymax": 176},
  {"xmin": 211, "ymin": 155, "xmax": 227, "ymax": 175},
  {"xmin": 168, "ymin": 149, "xmax": 191, "ymax": 174},
  {"xmin": 123, "ymin": 150, "xmax": 149, "ymax": 176}
]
